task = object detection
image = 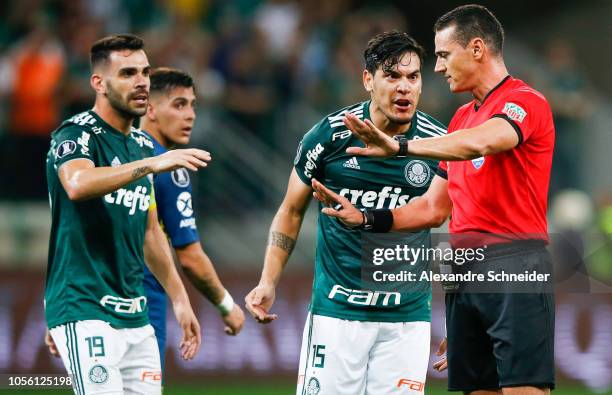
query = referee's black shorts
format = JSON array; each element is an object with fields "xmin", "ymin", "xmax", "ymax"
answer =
[{"xmin": 445, "ymin": 240, "xmax": 555, "ymax": 392}]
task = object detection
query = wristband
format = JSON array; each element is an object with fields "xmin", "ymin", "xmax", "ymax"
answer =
[
  {"xmin": 216, "ymin": 290, "xmax": 235, "ymax": 316},
  {"xmin": 363, "ymin": 208, "xmax": 394, "ymax": 233},
  {"xmin": 394, "ymin": 136, "xmax": 409, "ymax": 157}
]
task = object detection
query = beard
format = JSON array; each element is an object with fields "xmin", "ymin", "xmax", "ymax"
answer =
[
  {"xmin": 105, "ymin": 81, "xmax": 147, "ymax": 118},
  {"xmin": 381, "ymin": 107, "xmax": 414, "ymax": 126}
]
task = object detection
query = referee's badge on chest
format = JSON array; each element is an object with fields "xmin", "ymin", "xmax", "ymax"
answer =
[{"xmin": 471, "ymin": 156, "xmax": 485, "ymax": 170}]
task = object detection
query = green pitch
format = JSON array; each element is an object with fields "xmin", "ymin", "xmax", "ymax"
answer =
[{"xmin": 2, "ymin": 381, "xmax": 611, "ymax": 395}]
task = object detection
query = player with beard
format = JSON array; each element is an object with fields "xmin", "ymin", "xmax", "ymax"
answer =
[
  {"xmin": 44, "ymin": 34, "xmax": 208, "ymax": 394},
  {"xmin": 245, "ymin": 31, "xmax": 447, "ymax": 395}
]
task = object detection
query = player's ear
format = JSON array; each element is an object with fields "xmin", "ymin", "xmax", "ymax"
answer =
[
  {"xmin": 146, "ymin": 103, "xmax": 156, "ymax": 121},
  {"xmin": 363, "ymin": 69, "xmax": 373, "ymax": 92},
  {"xmin": 470, "ymin": 38, "xmax": 485, "ymax": 60},
  {"xmin": 90, "ymin": 74, "xmax": 104, "ymax": 94}
]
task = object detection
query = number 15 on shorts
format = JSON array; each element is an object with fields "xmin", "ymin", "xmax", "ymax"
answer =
[{"xmin": 312, "ymin": 344, "xmax": 325, "ymax": 368}]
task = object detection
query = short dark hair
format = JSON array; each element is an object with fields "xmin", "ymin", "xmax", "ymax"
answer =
[
  {"xmin": 150, "ymin": 67, "xmax": 194, "ymax": 95},
  {"xmin": 434, "ymin": 4, "xmax": 504, "ymax": 55},
  {"xmin": 90, "ymin": 34, "xmax": 145, "ymax": 70},
  {"xmin": 364, "ymin": 31, "xmax": 425, "ymax": 74}
]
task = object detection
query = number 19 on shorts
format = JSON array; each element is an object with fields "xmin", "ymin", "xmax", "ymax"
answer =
[{"xmin": 85, "ymin": 336, "xmax": 105, "ymax": 358}]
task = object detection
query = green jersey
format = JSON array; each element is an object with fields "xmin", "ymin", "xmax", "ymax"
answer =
[
  {"xmin": 294, "ymin": 101, "xmax": 447, "ymax": 322},
  {"xmin": 45, "ymin": 110, "xmax": 156, "ymax": 329}
]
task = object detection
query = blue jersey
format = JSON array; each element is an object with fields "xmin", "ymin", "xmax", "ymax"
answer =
[{"xmin": 142, "ymin": 131, "xmax": 200, "ymax": 369}]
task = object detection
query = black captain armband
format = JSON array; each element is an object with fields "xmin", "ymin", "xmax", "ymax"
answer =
[{"xmin": 362, "ymin": 208, "xmax": 394, "ymax": 233}]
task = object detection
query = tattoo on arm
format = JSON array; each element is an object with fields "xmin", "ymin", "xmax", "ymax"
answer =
[
  {"xmin": 132, "ymin": 167, "xmax": 148, "ymax": 179},
  {"xmin": 269, "ymin": 231, "xmax": 296, "ymax": 254}
]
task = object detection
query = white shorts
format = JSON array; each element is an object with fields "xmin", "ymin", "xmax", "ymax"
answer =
[
  {"xmin": 296, "ymin": 313, "xmax": 430, "ymax": 395},
  {"xmin": 50, "ymin": 320, "xmax": 161, "ymax": 395}
]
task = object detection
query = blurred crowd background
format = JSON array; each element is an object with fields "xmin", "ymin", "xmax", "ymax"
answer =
[
  {"xmin": 0, "ymin": 0, "xmax": 610, "ymax": 392},
  {"xmin": 0, "ymin": 0, "xmax": 610, "ymax": 269}
]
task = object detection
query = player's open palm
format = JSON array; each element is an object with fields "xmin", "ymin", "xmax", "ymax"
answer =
[
  {"xmin": 173, "ymin": 302, "xmax": 202, "ymax": 360},
  {"xmin": 151, "ymin": 148, "xmax": 211, "ymax": 173},
  {"xmin": 311, "ymin": 178, "xmax": 364, "ymax": 228},
  {"xmin": 244, "ymin": 284, "xmax": 278, "ymax": 324},
  {"xmin": 343, "ymin": 113, "xmax": 399, "ymax": 158},
  {"xmin": 222, "ymin": 304, "xmax": 245, "ymax": 335}
]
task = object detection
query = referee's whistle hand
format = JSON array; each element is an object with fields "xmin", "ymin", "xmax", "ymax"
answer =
[{"xmin": 312, "ymin": 179, "xmax": 363, "ymax": 228}]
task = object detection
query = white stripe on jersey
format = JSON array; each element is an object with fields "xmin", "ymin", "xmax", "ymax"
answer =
[
  {"xmin": 416, "ymin": 126, "xmax": 443, "ymax": 138},
  {"xmin": 417, "ymin": 121, "xmax": 446, "ymax": 136},
  {"xmin": 417, "ymin": 114, "xmax": 446, "ymax": 135},
  {"xmin": 328, "ymin": 103, "xmax": 364, "ymax": 128}
]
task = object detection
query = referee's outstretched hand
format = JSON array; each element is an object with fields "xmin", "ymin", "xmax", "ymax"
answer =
[
  {"xmin": 311, "ymin": 178, "xmax": 364, "ymax": 228},
  {"xmin": 343, "ymin": 113, "xmax": 400, "ymax": 158}
]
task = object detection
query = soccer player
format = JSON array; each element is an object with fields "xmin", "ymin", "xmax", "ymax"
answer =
[
  {"xmin": 245, "ymin": 31, "xmax": 447, "ymax": 394},
  {"xmin": 45, "ymin": 34, "xmax": 208, "ymax": 394},
  {"xmin": 140, "ymin": 67, "xmax": 245, "ymax": 370},
  {"xmin": 312, "ymin": 5, "xmax": 555, "ymax": 395}
]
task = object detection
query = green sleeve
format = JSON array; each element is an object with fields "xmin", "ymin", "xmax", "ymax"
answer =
[
  {"xmin": 52, "ymin": 125, "xmax": 97, "ymax": 169},
  {"xmin": 293, "ymin": 120, "xmax": 328, "ymax": 186}
]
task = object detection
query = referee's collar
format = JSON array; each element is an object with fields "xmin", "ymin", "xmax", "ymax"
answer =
[{"xmin": 474, "ymin": 75, "xmax": 512, "ymax": 111}]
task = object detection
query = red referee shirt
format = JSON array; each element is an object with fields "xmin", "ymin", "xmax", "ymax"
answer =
[{"xmin": 437, "ymin": 76, "xmax": 555, "ymax": 242}]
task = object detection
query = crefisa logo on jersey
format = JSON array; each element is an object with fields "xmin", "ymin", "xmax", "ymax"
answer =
[
  {"xmin": 78, "ymin": 131, "xmax": 91, "ymax": 155},
  {"xmin": 89, "ymin": 364, "xmax": 109, "ymax": 384},
  {"xmin": 339, "ymin": 186, "xmax": 411, "ymax": 209},
  {"xmin": 171, "ymin": 168, "xmax": 190, "ymax": 187},
  {"xmin": 404, "ymin": 160, "xmax": 431, "ymax": 187},
  {"xmin": 303, "ymin": 143, "xmax": 325, "ymax": 178},
  {"xmin": 103, "ymin": 185, "xmax": 151, "ymax": 215},
  {"xmin": 131, "ymin": 133, "xmax": 155, "ymax": 149},
  {"xmin": 472, "ymin": 156, "xmax": 485, "ymax": 169}
]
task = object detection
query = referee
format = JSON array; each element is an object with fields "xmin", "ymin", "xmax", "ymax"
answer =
[{"xmin": 312, "ymin": 5, "xmax": 555, "ymax": 395}]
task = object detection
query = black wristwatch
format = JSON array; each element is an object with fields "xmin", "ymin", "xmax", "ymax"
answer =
[{"xmin": 394, "ymin": 136, "xmax": 409, "ymax": 157}]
